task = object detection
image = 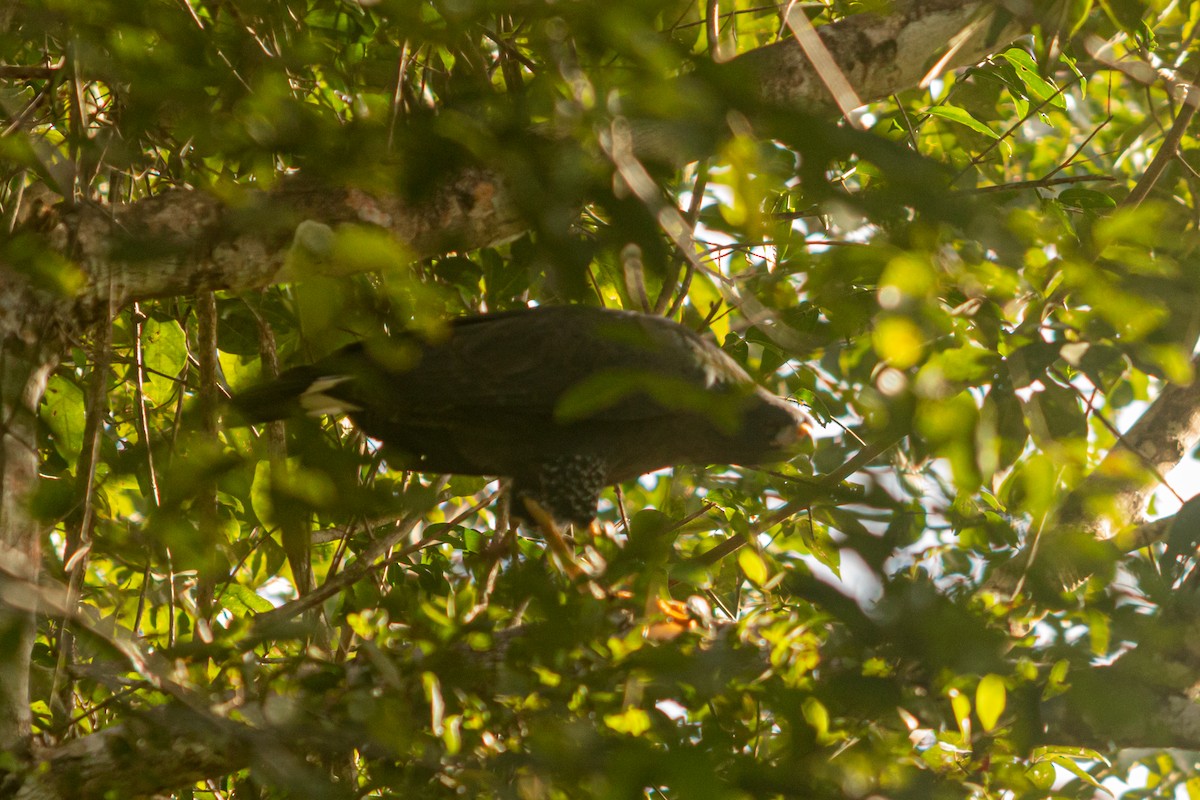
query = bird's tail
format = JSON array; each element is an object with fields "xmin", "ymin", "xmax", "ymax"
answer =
[{"xmin": 229, "ymin": 365, "xmax": 322, "ymax": 423}]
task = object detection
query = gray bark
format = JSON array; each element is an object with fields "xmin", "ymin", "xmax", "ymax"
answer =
[{"xmin": 0, "ymin": 337, "xmax": 55, "ymax": 753}]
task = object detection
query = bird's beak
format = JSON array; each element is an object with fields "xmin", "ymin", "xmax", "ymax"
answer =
[{"xmin": 773, "ymin": 414, "xmax": 815, "ymax": 449}]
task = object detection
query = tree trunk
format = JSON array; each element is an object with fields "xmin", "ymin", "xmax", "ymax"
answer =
[{"xmin": 0, "ymin": 339, "xmax": 55, "ymax": 751}]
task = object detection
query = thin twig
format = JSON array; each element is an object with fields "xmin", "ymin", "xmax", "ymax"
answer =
[
  {"xmin": 658, "ymin": 162, "xmax": 708, "ymax": 317},
  {"xmin": 1051, "ymin": 365, "xmax": 1185, "ymax": 504},
  {"xmin": 249, "ymin": 477, "xmax": 452, "ymax": 632},
  {"xmin": 968, "ymin": 175, "xmax": 1116, "ymax": 194},
  {"xmin": 1123, "ymin": 80, "xmax": 1200, "ymax": 208},
  {"xmin": 194, "ymin": 292, "xmax": 220, "ymax": 627},
  {"xmin": 50, "ymin": 302, "xmax": 113, "ymax": 729},
  {"xmin": 131, "ymin": 302, "xmax": 172, "ymax": 644},
  {"xmin": 688, "ymin": 432, "xmax": 904, "ymax": 568}
]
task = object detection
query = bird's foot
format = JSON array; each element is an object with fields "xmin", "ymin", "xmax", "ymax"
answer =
[{"xmin": 520, "ymin": 497, "xmax": 606, "ymax": 597}]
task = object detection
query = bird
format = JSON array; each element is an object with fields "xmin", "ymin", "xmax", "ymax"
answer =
[{"xmin": 231, "ymin": 305, "xmax": 812, "ymax": 527}]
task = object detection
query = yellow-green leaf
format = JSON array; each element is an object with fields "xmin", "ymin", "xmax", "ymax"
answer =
[
  {"xmin": 738, "ymin": 548, "xmax": 768, "ymax": 586},
  {"xmin": 924, "ymin": 106, "xmax": 1000, "ymax": 139},
  {"xmin": 802, "ymin": 697, "xmax": 830, "ymax": 740},
  {"xmin": 1000, "ymin": 49, "xmax": 1065, "ymax": 107},
  {"xmin": 41, "ymin": 375, "xmax": 87, "ymax": 463},
  {"xmin": 976, "ymin": 674, "xmax": 1006, "ymax": 732},
  {"xmin": 949, "ymin": 688, "xmax": 971, "ymax": 741},
  {"xmin": 218, "ymin": 583, "xmax": 275, "ymax": 615},
  {"xmin": 141, "ymin": 317, "xmax": 188, "ymax": 407},
  {"xmin": 873, "ymin": 316, "xmax": 925, "ymax": 369},
  {"xmin": 1046, "ymin": 756, "xmax": 1112, "ymax": 796},
  {"xmin": 604, "ymin": 708, "xmax": 651, "ymax": 736}
]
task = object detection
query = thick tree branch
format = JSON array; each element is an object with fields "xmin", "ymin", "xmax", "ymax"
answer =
[
  {"xmin": 66, "ymin": 171, "xmax": 525, "ymax": 323},
  {"xmin": 1006, "ymin": 354, "xmax": 1200, "ymax": 589},
  {"xmin": 8, "ymin": 703, "xmax": 351, "ymax": 800},
  {"xmin": 9, "ymin": 710, "xmax": 249, "ymax": 800},
  {"xmin": 0, "ymin": 0, "xmax": 1021, "ymax": 341},
  {"xmin": 734, "ymin": 0, "xmax": 1014, "ymax": 113},
  {"xmin": 1062, "ymin": 354, "xmax": 1200, "ymax": 539}
]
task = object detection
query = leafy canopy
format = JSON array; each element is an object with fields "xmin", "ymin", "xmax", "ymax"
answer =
[{"xmin": 8, "ymin": 0, "xmax": 1200, "ymax": 798}]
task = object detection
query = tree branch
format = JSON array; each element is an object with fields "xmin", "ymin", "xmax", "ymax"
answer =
[
  {"xmin": 1014, "ymin": 354, "xmax": 1200, "ymax": 588},
  {"xmin": 1, "ymin": 1, "xmax": 1022, "ymax": 343}
]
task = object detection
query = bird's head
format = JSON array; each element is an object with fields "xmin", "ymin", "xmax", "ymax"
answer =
[{"xmin": 712, "ymin": 390, "xmax": 814, "ymax": 466}]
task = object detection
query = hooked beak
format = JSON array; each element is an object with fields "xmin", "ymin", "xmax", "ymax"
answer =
[{"xmin": 773, "ymin": 410, "xmax": 816, "ymax": 449}]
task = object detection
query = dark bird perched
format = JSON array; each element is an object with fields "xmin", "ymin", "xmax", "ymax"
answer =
[{"xmin": 232, "ymin": 305, "xmax": 811, "ymax": 525}]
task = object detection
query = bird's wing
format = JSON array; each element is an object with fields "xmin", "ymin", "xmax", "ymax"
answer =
[{"xmin": 344, "ymin": 307, "xmax": 758, "ymax": 425}]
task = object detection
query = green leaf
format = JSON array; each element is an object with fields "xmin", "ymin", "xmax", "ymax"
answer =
[
  {"xmin": 999, "ymin": 48, "xmax": 1065, "ymax": 107},
  {"xmin": 982, "ymin": 383, "xmax": 1028, "ymax": 473},
  {"xmin": 924, "ymin": 105, "xmax": 1000, "ymax": 139},
  {"xmin": 141, "ymin": 317, "xmax": 188, "ymax": 407},
  {"xmin": 251, "ymin": 458, "xmax": 336, "ymax": 527},
  {"xmin": 329, "ymin": 226, "xmax": 411, "ymax": 276},
  {"xmin": 1068, "ymin": 343, "xmax": 1128, "ymax": 392},
  {"xmin": 219, "ymin": 583, "xmax": 276, "ymax": 615},
  {"xmin": 738, "ymin": 548, "xmax": 768, "ymax": 586},
  {"xmin": 1086, "ymin": 609, "xmax": 1110, "ymax": 657},
  {"xmin": 1101, "ymin": 0, "xmax": 1146, "ymax": 35},
  {"xmin": 916, "ymin": 392, "xmax": 982, "ymax": 492},
  {"xmin": 1057, "ymin": 187, "xmax": 1116, "ymax": 210},
  {"xmin": 41, "ymin": 374, "xmax": 87, "ymax": 463},
  {"xmin": 1031, "ymin": 745, "xmax": 1111, "ymax": 767},
  {"xmin": 1005, "ymin": 342, "xmax": 1060, "ymax": 388},
  {"xmin": 949, "ymin": 688, "xmax": 972, "ymax": 741},
  {"xmin": 3, "ymin": 232, "xmax": 86, "ymax": 297},
  {"xmin": 603, "ymin": 708, "xmax": 651, "ymax": 736},
  {"xmin": 922, "ymin": 345, "xmax": 1001, "ymax": 385},
  {"xmin": 802, "ymin": 697, "xmax": 831, "ymax": 740},
  {"xmin": 1045, "ymin": 756, "xmax": 1113, "ymax": 795},
  {"xmin": 873, "ymin": 316, "xmax": 925, "ymax": 369},
  {"xmin": 975, "ymin": 674, "xmax": 1006, "ymax": 732},
  {"xmin": 1025, "ymin": 380, "xmax": 1086, "ymax": 444}
]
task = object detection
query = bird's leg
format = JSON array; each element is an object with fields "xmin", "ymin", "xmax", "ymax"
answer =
[{"xmin": 519, "ymin": 496, "xmax": 588, "ymax": 581}]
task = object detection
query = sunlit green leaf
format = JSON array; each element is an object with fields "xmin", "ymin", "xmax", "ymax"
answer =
[
  {"xmin": 976, "ymin": 674, "xmax": 1006, "ymax": 732},
  {"xmin": 873, "ymin": 316, "xmax": 925, "ymax": 369},
  {"xmin": 603, "ymin": 708, "xmax": 651, "ymax": 736},
  {"xmin": 949, "ymin": 688, "xmax": 972, "ymax": 742},
  {"xmin": 219, "ymin": 583, "xmax": 275, "ymax": 614},
  {"xmin": 141, "ymin": 317, "xmax": 188, "ymax": 406},
  {"xmin": 737, "ymin": 548, "xmax": 768, "ymax": 586},
  {"xmin": 999, "ymin": 48, "xmax": 1065, "ymax": 107},
  {"xmin": 924, "ymin": 105, "xmax": 1000, "ymax": 139},
  {"xmin": 41, "ymin": 375, "xmax": 86, "ymax": 463}
]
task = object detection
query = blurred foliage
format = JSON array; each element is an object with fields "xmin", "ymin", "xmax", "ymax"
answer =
[{"xmin": 7, "ymin": 0, "xmax": 1200, "ymax": 797}]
